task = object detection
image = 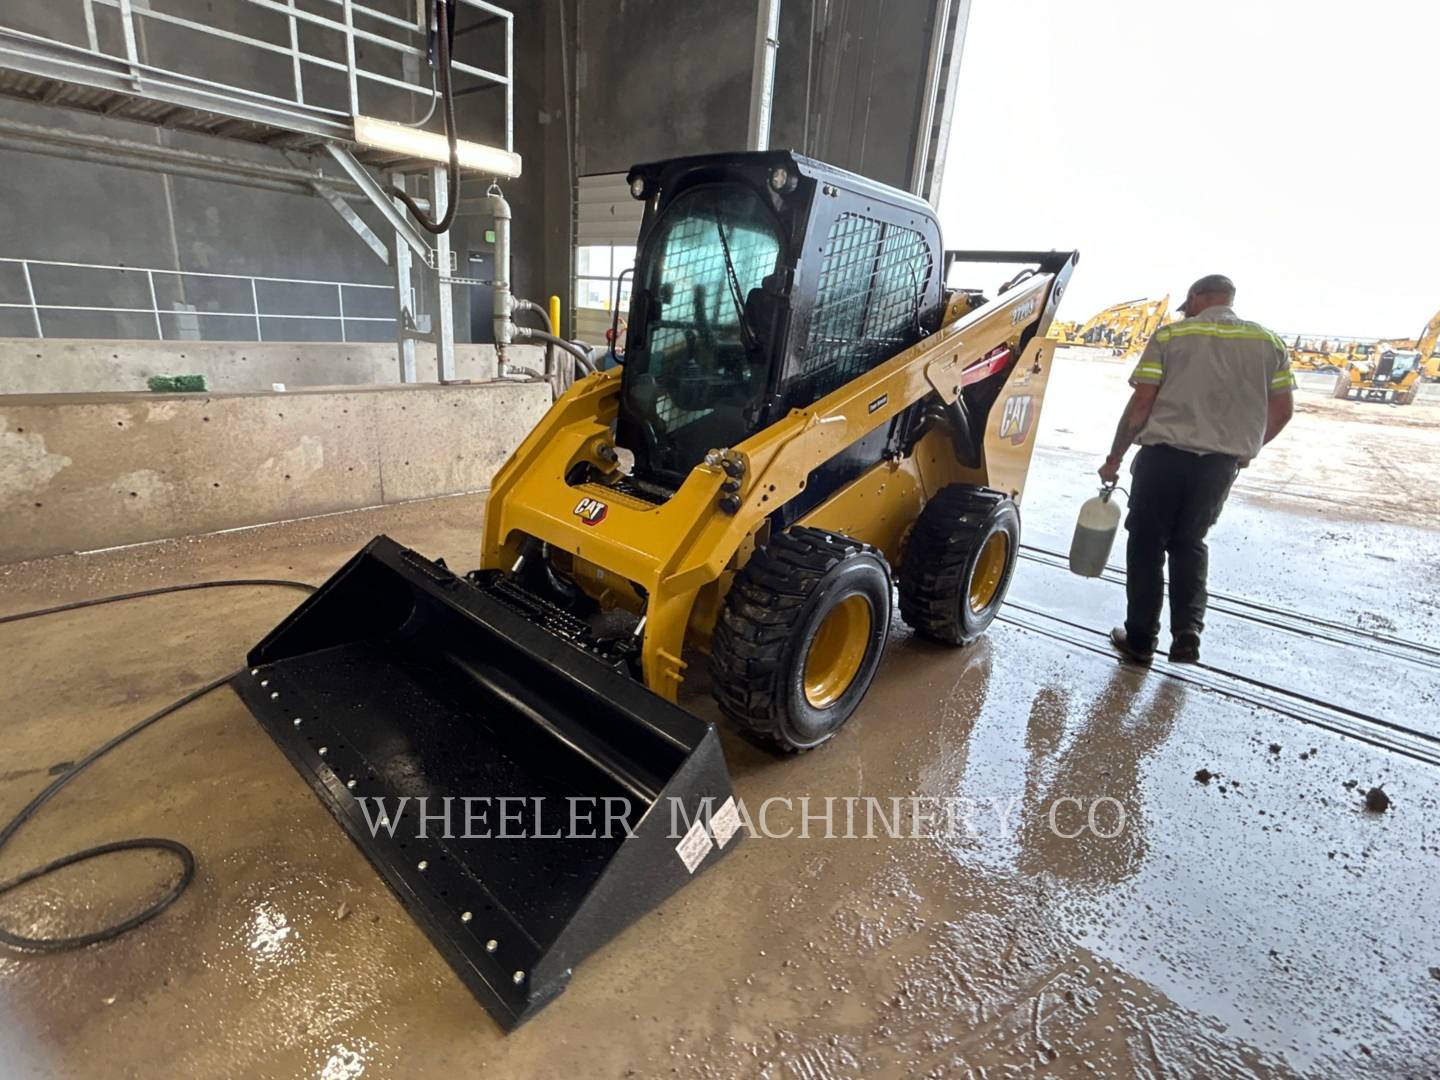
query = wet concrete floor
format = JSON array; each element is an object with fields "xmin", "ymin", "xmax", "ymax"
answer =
[{"xmin": 2, "ymin": 352, "xmax": 1439, "ymax": 1078}]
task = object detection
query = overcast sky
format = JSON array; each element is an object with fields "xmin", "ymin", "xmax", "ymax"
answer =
[{"xmin": 938, "ymin": 0, "xmax": 1438, "ymax": 339}]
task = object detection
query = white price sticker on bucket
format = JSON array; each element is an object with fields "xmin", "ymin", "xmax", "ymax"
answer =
[
  {"xmin": 710, "ymin": 796, "xmax": 741, "ymax": 849},
  {"xmin": 675, "ymin": 815, "xmax": 714, "ymax": 874}
]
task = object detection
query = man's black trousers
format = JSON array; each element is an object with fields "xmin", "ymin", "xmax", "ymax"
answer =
[{"xmin": 1124, "ymin": 443, "xmax": 1238, "ymax": 652}]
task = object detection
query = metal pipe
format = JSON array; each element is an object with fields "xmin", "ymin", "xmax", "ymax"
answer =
[
  {"xmin": 745, "ymin": 0, "xmax": 782, "ymax": 151},
  {"xmin": 482, "ymin": 185, "xmax": 514, "ymax": 374}
]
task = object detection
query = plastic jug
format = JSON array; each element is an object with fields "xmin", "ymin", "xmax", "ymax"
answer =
[{"xmin": 1069, "ymin": 485, "xmax": 1122, "ymax": 577}]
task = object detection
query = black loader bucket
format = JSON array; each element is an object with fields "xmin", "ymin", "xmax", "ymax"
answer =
[{"xmin": 232, "ymin": 535, "xmax": 739, "ymax": 1030}]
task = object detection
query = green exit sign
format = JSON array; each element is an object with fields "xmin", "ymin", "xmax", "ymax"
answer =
[{"xmin": 485, "ymin": 229, "xmax": 496, "ymax": 244}]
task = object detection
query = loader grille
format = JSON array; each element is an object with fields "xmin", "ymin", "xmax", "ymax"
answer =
[{"xmin": 795, "ymin": 213, "xmax": 932, "ymax": 406}]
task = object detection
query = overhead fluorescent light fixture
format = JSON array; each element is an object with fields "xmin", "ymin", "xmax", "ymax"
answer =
[{"xmin": 352, "ymin": 115, "xmax": 522, "ymax": 178}]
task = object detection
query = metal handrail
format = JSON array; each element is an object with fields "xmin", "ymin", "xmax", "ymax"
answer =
[
  {"xmin": 30, "ymin": 0, "xmax": 514, "ymax": 150},
  {"xmin": 0, "ymin": 257, "xmax": 394, "ymax": 343}
]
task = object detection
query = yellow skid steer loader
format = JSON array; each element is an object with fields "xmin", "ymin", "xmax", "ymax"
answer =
[{"xmin": 235, "ymin": 151, "xmax": 1076, "ymax": 1028}]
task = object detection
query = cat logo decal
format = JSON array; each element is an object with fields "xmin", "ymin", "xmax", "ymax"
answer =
[
  {"xmin": 997, "ymin": 394, "xmax": 1035, "ymax": 445},
  {"xmin": 573, "ymin": 496, "xmax": 609, "ymax": 526}
]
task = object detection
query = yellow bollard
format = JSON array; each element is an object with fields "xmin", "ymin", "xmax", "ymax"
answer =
[{"xmin": 548, "ymin": 294, "xmax": 561, "ymax": 339}]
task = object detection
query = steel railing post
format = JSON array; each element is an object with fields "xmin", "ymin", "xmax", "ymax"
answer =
[
  {"xmin": 146, "ymin": 269, "xmax": 163, "ymax": 339},
  {"xmin": 286, "ymin": 0, "xmax": 306, "ymax": 104},
  {"xmin": 251, "ymin": 278, "xmax": 264, "ymax": 341},
  {"xmin": 21, "ymin": 261, "xmax": 42, "ymax": 338},
  {"xmin": 342, "ymin": 0, "xmax": 360, "ymax": 115}
]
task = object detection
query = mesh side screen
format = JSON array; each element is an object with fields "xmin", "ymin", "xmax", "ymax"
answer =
[{"xmin": 797, "ymin": 213, "xmax": 932, "ymax": 404}]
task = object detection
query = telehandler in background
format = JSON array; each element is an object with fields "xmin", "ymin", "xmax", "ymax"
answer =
[
  {"xmin": 235, "ymin": 150, "xmax": 1077, "ymax": 1029},
  {"xmin": 1333, "ymin": 346, "xmax": 1423, "ymax": 404},
  {"xmin": 1328, "ymin": 308, "xmax": 1437, "ymax": 399}
]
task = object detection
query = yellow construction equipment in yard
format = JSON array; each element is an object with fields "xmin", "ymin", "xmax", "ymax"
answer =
[
  {"xmin": 1333, "ymin": 346, "xmax": 1423, "ymax": 404},
  {"xmin": 1414, "ymin": 308, "xmax": 1440, "ymax": 381},
  {"xmin": 1056, "ymin": 296, "xmax": 1169, "ymax": 359},
  {"xmin": 234, "ymin": 150, "xmax": 1076, "ymax": 1028},
  {"xmin": 1288, "ymin": 335, "xmax": 1358, "ymax": 372},
  {"xmin": 1331, "ymin": 308, "xmax": 1437, "ymax": 403}
]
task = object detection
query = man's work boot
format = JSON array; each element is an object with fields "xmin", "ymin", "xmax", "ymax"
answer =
[
  {"xmin": 1169, "ymin": 632, "xmax": 1202, "ymax": 664},
  {"xmin": 1110, "ymin": 628, "xmax": 1154, "ymax": 667}
]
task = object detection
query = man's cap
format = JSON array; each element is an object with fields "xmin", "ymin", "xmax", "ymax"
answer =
[{"xmin": 1179, "ymin": 274, "xmax": 1235, "ymax": 315}]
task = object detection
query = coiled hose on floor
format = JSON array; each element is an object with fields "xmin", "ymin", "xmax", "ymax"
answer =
[{"xmin": 0, "ymin": 578, "xmax": 315, "ymax": 952}]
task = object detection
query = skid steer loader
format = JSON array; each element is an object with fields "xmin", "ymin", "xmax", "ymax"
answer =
[{"xmin": 234, "ymin": 150, "xmax": 1076, "ymax": 1029}]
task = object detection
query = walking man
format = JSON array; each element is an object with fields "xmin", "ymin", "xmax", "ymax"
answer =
[{"xmin": 1098, "ymin": 274, "xmax": 1296, "ymax": 664}]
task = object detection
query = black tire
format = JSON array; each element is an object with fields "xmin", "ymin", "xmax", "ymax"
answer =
[
  {"xmin": 1395, "ymin": 384, "xmax": 1418, "ymax": 406},
  {"xmin": 899, "ymin": 485, "xmax": 1020, "ymax": 645},
  {"xmin": 709, "ymin": 527, "xmax": 892, "ymax": 752}
]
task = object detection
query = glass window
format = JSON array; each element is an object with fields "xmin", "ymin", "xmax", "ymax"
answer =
[
  {"xmin": 621, "ymin": 184, "xmax": 782, "ymax": 477},
  {"xmin": 576, "ymin": 245, "xmax": 612, "ymax": 278},
  {"xmin": 575, "ymin": 277, "xmax": 613, "ymax": 310}
]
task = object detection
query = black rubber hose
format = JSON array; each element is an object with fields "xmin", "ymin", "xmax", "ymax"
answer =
[
  {"xmin": 0, "ymin": 578, "xmax": 316, "ymax": 626},
  {"xmin": 389, "ymin": 0, "xmax": 460, "ymax": 236},
  {"xmin": 0, "ymin": 578, "xmax": 315, "ymax": 952}
]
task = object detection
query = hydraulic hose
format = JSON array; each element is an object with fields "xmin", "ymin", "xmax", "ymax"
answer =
[
  {"xmin": 511, "ymin": 297, "xmax": 556, "ymax": 379},
  {"xmin": 0, "ymin": 578, "xmax": 315, "ymax": 952},
  {"xmin": 515, "ymin": 328, "xmax": 597, "ymax": 374},
  {"xmin": 389, "ymin": 0, "xmax": 460, "ymax": 236}
]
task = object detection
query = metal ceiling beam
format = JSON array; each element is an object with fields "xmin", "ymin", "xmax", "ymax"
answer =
[
  {"xmin": 745, "ymin": 0, "xmax": 782, "ymax": 151},
  {"xmin": 913, "ymin": 0, "xmax": 973, "ymax": 206},
  {"xmin": 0, "ymin": 116, "xmax": 368, "ymax": 201}
]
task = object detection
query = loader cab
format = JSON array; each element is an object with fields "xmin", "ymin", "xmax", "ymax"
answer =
[
  {"xmin": 1375, "ymin": 349, "xmax": 1418, "ymax": 383},
  {"xmin": 615, "ymin": 151, "xmax": 943, "ymax": 492}
]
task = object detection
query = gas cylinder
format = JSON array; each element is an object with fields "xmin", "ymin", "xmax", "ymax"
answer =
[{"xmin": 1069, "ymin": 486, "xmax": 1122, "ymax": 577}]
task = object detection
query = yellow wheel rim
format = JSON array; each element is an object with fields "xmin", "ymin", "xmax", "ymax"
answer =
[
  {"xmin": 968, "ymin": 531, "xmax": 1009, "ymax": 613},
  {"xmin": 803, "ymin": 595, "xmax": 872, "ymax": 709}
]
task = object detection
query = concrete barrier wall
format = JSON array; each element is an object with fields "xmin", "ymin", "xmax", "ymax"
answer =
[
  {"xmin": 0, "ymin": 380, "xmax": 552, "ymax": 563},
  {"xmin": 0, "ymin": 338, "xmax": 550, "ymax": 395}
]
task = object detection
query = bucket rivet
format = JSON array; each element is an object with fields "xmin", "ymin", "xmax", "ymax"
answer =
[
  {"xmin": 346, "ymin": 779, "xmax": 356, "ymax": 790},
  {"xmin": 260, "ymin": 680, "xmax": 269, "ymax": 687},
  {"xmin": 293, "ymin": 717, "xmax": 303, "ymax": 727},
  {"xmin": 318, "ymin": 746, "xmax": 328, "ymax": 756},
  {"xmin": 461, "ymin": 911, "xmax": 473, "ymax": 923},
  {"xmin": 485, "ymin": 939, "xmax": 497, "ymax": 953},
  {"xmin": 512, "ymin": 970, "xmax": 525, "ymax": 985},
  {"xmin": 270, "ymin": 691, "xmax": 279, "ymax": 700},
  {"xmin": 379, "ymin": 817, "xmax": 389, "ymax": 827},
  {"xmin": 250, "ymin": 668, "xmax": 259, "ymax": 676},
  {"xmin": 417, "ymin": 860, "xmax": 428, "ymax": 871}
]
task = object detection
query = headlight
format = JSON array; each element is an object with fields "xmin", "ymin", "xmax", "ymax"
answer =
[
  {"xmin": 629, "ymin": 176, "xmax": 647, "ymax": 199},
  {"xmin": 768, "ymin": 166, "xmax": 795, "ymax": 193}
]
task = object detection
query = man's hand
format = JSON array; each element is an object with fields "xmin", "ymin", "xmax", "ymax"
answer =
[{"xmin": 1099, "ymin": 454, "xmax": 1122, "ymax": 485}]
